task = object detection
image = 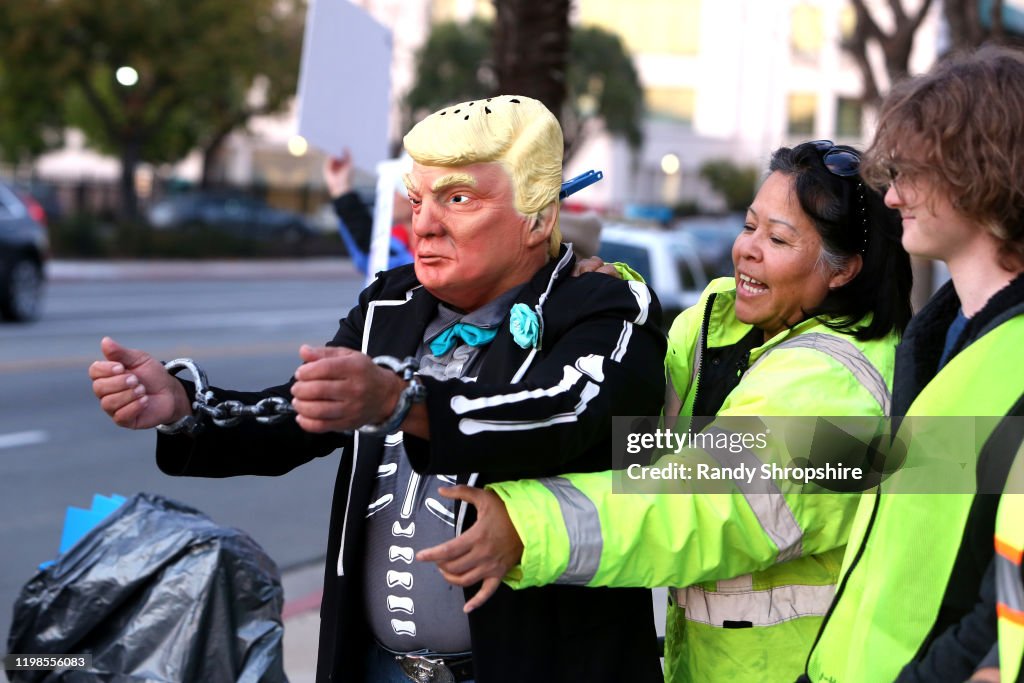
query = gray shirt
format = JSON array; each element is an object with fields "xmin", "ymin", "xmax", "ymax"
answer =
[{"xmin": 362, "ymin": 288, "xmax": 521, "ymax": 654}]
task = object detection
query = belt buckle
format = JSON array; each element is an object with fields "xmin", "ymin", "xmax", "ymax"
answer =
[{"xmin": 395, "ymin": 654, "xmax": 457, "ymax": 683}]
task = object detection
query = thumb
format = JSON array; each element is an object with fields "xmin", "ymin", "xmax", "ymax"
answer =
[
  {"xmin": 298, "ymin": 344, "xmax": 328, "ymax": 362},
  {"xmin": 299, "ymin": 344, "xmax": 354, "ymax": 362},
  {"xmin": 101, "ymin": 337, "xmax": 149, "ymax": 369},
  {"xmin": 437, "ymin": 485, "xmax": 481, "ymax": 507}
]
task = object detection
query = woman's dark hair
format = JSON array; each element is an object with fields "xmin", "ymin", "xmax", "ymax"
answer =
[{"xmin": 769, "ymin": 142, "xmax": 913, "ymax": 340}]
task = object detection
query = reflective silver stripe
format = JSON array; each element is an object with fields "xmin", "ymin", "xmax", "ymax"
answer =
[
  {"xmin": 540, "ymin": 476, "xmax": 603, "ymax": 585},
  {"xmin": 997, "ymin": 551, "xmax": 1024, "ymax": 613},
  {"xmin": 717, "ymin": 573, "xmax": 754, "ymax": 592},
  {"xmin": 745, "ymin": 333, "xmax": 891, "ymax": 414},
  {"xmin": 704, "ymin": 426, "xmax": 804, "ymax": 563},
  {"xmin": 671, "ymin": 582, "xmax": 835, "ymax": 627}
]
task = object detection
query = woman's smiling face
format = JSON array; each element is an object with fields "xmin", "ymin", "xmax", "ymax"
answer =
[{"xmin": 732, "ymin": 171, "xmax": 848, "ymax": 341}]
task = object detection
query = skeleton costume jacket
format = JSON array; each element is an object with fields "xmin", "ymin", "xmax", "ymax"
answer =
[{"xmin": 154, "ymin": 245, "xmax": 667, "ymax": 683}]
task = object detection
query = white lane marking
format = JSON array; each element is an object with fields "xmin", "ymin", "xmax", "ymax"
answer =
[{"xmin": 0, "ymin": 430, "xmax": 48, "ymax": 450}]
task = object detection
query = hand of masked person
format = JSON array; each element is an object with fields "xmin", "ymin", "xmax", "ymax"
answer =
[
  {"xmin": 291, "ymin": 345, "xmax": 412, "ymax": 434},
  {"xmin": 89, "ymin": 336, "xmax": 192, "ymax": 430}
]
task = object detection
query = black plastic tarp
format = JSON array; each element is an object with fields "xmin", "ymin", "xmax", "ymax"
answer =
[{"xmin": 6, "ymin": 492, "xmax": 288, "ymax": 682}]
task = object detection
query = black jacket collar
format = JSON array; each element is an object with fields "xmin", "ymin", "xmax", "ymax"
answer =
[
  {"xmin": 893, "ymin": 272, "xmax": 1024, "ymax": 415},
  {"xmin": 362, "ymin": 246, "xmax": 575, "ymax": 359}
]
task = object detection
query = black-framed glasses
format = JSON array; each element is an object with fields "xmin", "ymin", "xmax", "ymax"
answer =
[{"xmin": 809, "ymin": 140, "xmax": 861, "ymax": 177}]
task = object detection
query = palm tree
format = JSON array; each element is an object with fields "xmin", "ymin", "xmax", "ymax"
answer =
[{"xmin": 492, "ymin": 0, "xmax": 572, "ymax": 123}]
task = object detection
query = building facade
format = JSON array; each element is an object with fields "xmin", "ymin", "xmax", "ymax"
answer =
[{"xmin": 32, "ymin": 0, "xmax": 941, "ymax": 214}]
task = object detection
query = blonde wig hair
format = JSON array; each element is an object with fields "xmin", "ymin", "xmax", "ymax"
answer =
[{"xmin": 403, "ymin": 95, "xmax": 564, "ymax": 257}]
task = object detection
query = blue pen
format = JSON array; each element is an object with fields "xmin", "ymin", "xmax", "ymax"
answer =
[{"xmin": 559, "ymin": 170, "xmax": 604, "ymax": 200}]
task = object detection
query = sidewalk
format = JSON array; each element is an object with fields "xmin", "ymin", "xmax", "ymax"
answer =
[{"xmin": 281, "ymin": 559, "xmax": 325, "ymax": 683}]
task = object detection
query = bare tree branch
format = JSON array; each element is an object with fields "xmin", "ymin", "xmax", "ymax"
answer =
[
  {"xmin": 909, "ymin": 0, "xmax": 936, "ymax": 34},
  {"xmin": 888, "ymin": 0, "xmax": 908, "ymax": 24},
  {"xmin": 849, "ymin": 0, "xmax": 887, "ymax": 42}
]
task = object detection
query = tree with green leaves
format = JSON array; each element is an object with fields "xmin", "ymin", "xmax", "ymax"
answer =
[
  {"xmin": 563, "ymin": 26, "xmax": 644, "ymax": 158},
  {"xmin": 698, "ymin": 159, "xmax": 759, "ymax": 213},
  {"xmin": 404, "ymin": 18, "xmax": 495, "ymax": 133},
  {"xmin": 404, "ymin": 18, "xmax": 643, "ymax": 162},
  {"xmin": 0, "ymin": 0, "xmax": 304, "ymax": 219}
]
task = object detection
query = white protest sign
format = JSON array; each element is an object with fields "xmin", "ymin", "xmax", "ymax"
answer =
[{"xmin": 296, "ymin": 0, "xmax": 392, "ymax": 171}]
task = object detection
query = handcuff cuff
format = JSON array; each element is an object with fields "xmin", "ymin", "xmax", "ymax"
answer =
[{"xmin": 156, "ymin": 355, "xmax": 426, "ymax": 437}]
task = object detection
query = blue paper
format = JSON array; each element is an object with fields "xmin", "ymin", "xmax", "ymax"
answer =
[{"xmin": 41, "ymin": 493, "xmax": 128, "ymax": 569}]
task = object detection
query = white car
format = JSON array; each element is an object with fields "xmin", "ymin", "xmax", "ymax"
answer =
[{"xmin": 596, "ymin": 223, "xmax": 710, "ymax": 327}]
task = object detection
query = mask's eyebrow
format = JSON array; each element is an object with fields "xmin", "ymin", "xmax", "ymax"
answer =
[{"xmin": 431, "ymin": 173, "xmax": 477, "ymax": 194}]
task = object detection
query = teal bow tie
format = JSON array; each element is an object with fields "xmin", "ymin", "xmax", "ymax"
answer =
[{"xmin": 429, "ymin": 322, "xmax": 498, "ymax": 356}]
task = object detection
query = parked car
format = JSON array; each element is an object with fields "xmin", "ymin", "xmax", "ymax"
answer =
[
  {"xmin": 147, "ymin": 192, "xmax": 314, "ymax": 244},
  {"xmin": 0, "ymin": 179, "xmax": 48, "ymax": 322},
  {"xmin": 11, "ymin": 179, "xmax": 64, "ymax": 224},
  {"xmin": 596, "ymin": 223, "xmax": 709, "ymax": 326},
  {"xmin": 676, "ymin": 213, "xmax": 743, "ymax": 279}
]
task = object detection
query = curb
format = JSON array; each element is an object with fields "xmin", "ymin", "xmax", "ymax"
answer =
[
  {"xmin": 282, "ymin": 590, "xmax": 324, "ymax": 620},
  {"xmin": 281, "ymin": 558, "xmax": 325, "ymax": 619}
]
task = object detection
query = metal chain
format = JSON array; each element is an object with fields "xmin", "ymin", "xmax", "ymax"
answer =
[
  {"xmin": 160, "ymin": 355, "xmax": 420, "ymax": 432},
  {"xmin": 198, "ymin": 396, "xmax": 296, "ymax": 427},
  {"xmin": 159, "ymin": 358, "xmax": 294, "ymax": 428}
]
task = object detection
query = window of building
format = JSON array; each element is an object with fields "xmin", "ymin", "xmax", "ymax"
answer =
[
  {"xmin": 646, "ymin": 87, "xmax": 696, "ymax": 124},
  {"xmin": 788, "ymin": 93, "xmax": 817, "ymax": 136},
  {"xmin": 791, "ymin": 3, "xmax": 824, "ymax": 58},
  {"xmin": 431, "ymin": 0, "xmax": 458, "ymax": 22},
  {"xmin": 431, "ymin": 0, "xmax": 493, "ymax": 23},
  {"xmin": 835, "ymin": 96, "xmax": 863, "ymax": 138},
  {"xmin": 579, "ymin": 0, "xmax": 700, "ymax": 55},
  {"xmin": 839, "ymin": 3, "xmax": 857, "ymax": 40}
]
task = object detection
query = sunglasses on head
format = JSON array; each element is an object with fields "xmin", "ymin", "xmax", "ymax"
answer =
[
  {"xmin": 808, "ymin": 140, "xmax": 868, "ymax": 253},
  {"xmin": 808, "ymin": 140, "xmax": 861, "ymax": 177}
]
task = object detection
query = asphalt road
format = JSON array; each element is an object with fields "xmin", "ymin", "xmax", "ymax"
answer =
[{"xmin": 0, "ymin": 260, "xmax": 366, "ymax": 658}]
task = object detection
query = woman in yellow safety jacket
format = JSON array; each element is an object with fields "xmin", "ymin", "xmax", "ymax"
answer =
[{"xmin": 417, "ymin": 140, "xmax": 913, "ymax": 682}]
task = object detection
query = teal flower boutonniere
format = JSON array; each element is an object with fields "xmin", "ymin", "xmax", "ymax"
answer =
[{"xmin": 509, "ymin": 303, "xmax": 540, "ymax": 349}]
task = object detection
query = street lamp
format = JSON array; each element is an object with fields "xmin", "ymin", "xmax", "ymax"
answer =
[
  {"xmin": 115, "ymin": 66, "xmax": 139, "ymax": 87},
  {"xmin": 660, "ymin": 153, "xmax": 681, "ymax": 175},
  {"xmin": 287, "ymin": 135, "xmax": 309, "ymax": 157},
  {"xmin": 660, "ymin": 153, "xmax": 681, "ymax": 206}
]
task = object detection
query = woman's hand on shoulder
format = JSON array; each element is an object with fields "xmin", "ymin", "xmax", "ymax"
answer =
[{"xmin": 572, "ymin": 256, "xmax": 621, "ymax": 279}]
